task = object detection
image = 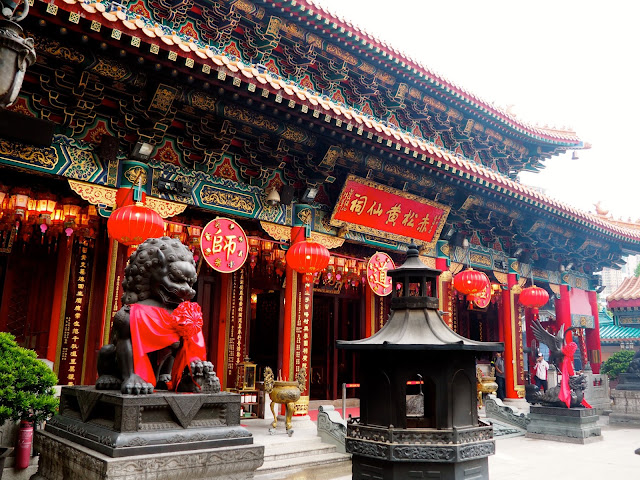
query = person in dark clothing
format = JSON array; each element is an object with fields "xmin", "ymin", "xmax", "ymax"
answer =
[{"xmin": 494, "ymin": 352, "xmax": 506, "ymax": 400}]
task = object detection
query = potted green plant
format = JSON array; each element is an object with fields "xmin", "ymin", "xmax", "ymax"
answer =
[
  {"xmin": 601, "ymin": 349, "xmax": 635, "ymax": 389},
  {"xmin": 0, "ymin": 332, "xmax": 58, "ymax": 471}
]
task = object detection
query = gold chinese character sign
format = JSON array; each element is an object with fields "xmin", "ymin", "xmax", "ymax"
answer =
[
  {"xmin": 367, "ymin": 252, "xmax": 395, "ymax": 297},
  {"xmin": 201, "ymin": 218, "xmax": 248, "ymax": 273},
  {"xmin": 330, "ymin": 175, "xmax": 450, "ymax": 249}
]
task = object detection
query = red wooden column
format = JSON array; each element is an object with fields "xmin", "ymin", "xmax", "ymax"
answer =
[
  {"xmin": 586, "ymin": 290, "xmax": 603, "ymax": 373},
  {"xmin": 555, "ymin": 284, "xmax": 572, "ymax": 344},
  {"xmin": 436, "ymin": 240, "xmax": 453, "ymax": 328},
  {"xmin": 282, "ymin": 204, "xmax": 315, "ymax": 416},
  {"xmin": 47, "ymin": 237, "xmax": 73, "ymax": 364},
  {"xmin": 501, "ymin": 258, "xmax": 527, "ymax": 399}
]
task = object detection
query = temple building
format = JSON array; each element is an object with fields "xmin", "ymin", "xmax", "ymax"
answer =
[
  {"xmin": 2, "ymin": 0, "xmax": 640, "ymax": 412},
  {"xmin": 604, "ymin": 277, "xmax": 640, "ymax": 360}
]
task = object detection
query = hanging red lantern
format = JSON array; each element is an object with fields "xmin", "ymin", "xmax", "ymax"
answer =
[
  {"xmin": 107, "ymin": 202, "xmax": 164, "ymax": 246},
  {"xmin": 453, "ymin": 268, "xmax": 490, "ymax": 295},
  {"xmin": 519, "ymin": 285, "xmax": 549, "ymax": 319},
  {"xmin": 286, "ymin": 239, "xmax": 330, "ymax": 277}
]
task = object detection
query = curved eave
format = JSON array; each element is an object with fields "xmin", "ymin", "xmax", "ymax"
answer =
[{"xmin": 291, "ymin": 1, "xmax": 583, "ymax": 145}]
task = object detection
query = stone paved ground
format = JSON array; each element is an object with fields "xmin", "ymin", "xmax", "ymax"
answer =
[{"xmin": 249, "ymin": 416, "xmax": 640, "ymax": 479}]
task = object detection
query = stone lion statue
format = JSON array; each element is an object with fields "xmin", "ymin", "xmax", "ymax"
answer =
[{"xmin": 96, "ymin": 237, "xmax": 220, "ymax": 395}]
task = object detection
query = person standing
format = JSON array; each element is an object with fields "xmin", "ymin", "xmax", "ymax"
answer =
[
  {"xmin": 534, "ymin": 353, "xmax": 549, "ymax": 391},
  {"xmin": 494, "ymin": 352, "xmax": 506, "ymax": 400}
]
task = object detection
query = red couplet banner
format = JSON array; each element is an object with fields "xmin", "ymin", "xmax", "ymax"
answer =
[{"xmin": 330, "ymin": 175, "xmax": 450, "ymax": 246}]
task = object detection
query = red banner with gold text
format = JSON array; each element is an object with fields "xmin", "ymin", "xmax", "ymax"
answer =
[{"xmin": 330, "ymin": 175, "xmax": 450, "ymax": 247}]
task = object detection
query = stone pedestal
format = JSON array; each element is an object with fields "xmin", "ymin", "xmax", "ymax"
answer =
[
  {"xmin": 610, "ymin": 389, "xmax": 640, "ymax": 426},
  {"xmin": 30, "ymin": 386, "xmax": 264, "ymax": 479},
  {"xmin": 526, "ymin": 406, "xmax": 602, "ymax": 444},
  {"xmin": 32, "ymin": 430, "xmax": 263, "ymax": 480}
]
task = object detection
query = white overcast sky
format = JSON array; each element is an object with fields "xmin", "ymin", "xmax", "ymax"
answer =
[{"xmin": 317, "ymin": 0, "xmax": 640, "ymax": 220}]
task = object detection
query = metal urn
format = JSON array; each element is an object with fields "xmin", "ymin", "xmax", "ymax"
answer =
[
  {"xmin": 264, "ymin": 366, "xmax": 306, "ymax": 436},
  {"xmin": 0, "ymin": 1, "xmax": 36, "ymax": 108}
]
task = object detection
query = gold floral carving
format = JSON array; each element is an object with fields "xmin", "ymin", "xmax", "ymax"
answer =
[
  {"xmin": 145, "ymin": 197, "xmax": 187, "ymax": 218},
  {"xmin": 224, "ymin": 104, "xmax": 279, "ymax": 132},
  {"xmin": 384, "ymin": 164, "xmax": 418, "ymax": 181},
  {"xmin": 511, "ymin": 284, "xmax": 523, "ymax": 295},
  {"xmin": 123, "ymin": 166, "xmax": 147, "ymax": 185},
  {"xmin": 326, "ymin": 44, "xmax": 357, "ymax": 66},
  {"xmin": 261, "ymin": 221, "xmax": 291, "ymax": 242},
  {"xmin": 439, "ymin": 243, "xmax": 451, "ymax": 257},
  {"xmin": 493, "ymin": 271, "xmax": 508, "ymax": 285},
  {"xmin": 68, "ymin": 180, "xmax": 186, "ymax": 218},
  {"xmin": 365, "ymin": 155, "xmax": 383, "ymax": 170},
  {"xmin": 68, "ymin": 180, "xmax": 116, "ymax": 206},
  {"xmin": 449, "ymin": 262, "xmax": 464, "ymax": 275},
  {"xmin": 191, "ymin": 91, "xmax": 217, "ymax": 111},
  {"xmin": 549, "ymin": 284, "xmax": 561, "ymax": 297},
  {"xmin": 419, "ymin": 256, "xmax": 436, "ymax": 269},
  {"xmin": 0, "ymin": 139, "xmax": 57, "ymax": 169},
  {"xmin": 200, "ymin": 185, "xmax": 255, "ymax": 213},
  {"xmin": 297, "ymin": 207, "xmax": 312, "ymax": 225},
  {"xmin": 90, "ymin": 58, "xmax": 128, "ymax": 80},
  {"xmin": 150, "ymin": 84, "xmax": 178, "ymax": 113},
  {"xmin": 33, "ymin": 35, "xmax": 85, "ymax": 63},
  {"xmin": 281, "ymin": 125, "xmax": 308, "ymax": 143},
  {"xmin": 259, "ymin": 221, "xmax": 344, "ymax": 249},
  {"xmin": 470, "ymin": 253, "xmax": 492, "ymax": 267},
  {"xmin": 439, "ymin": 270, "xmax": 452, "ymax": 282}
]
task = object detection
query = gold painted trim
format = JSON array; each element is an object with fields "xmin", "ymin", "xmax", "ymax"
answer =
[
  {"xmin": 54, "ymin": 243, "xmax": 74, "ymax": 376},
  {"xmin": 260, "ymin": 221, "xmax": 344, "ymax": 249},
  {"xmin": 68, "ymin": 179, "xmax": 186, "ymax": 218}
]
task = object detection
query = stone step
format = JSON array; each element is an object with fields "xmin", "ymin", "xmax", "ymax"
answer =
[
  {"xmin": 255, "ymin": 451, "xmax": 352, "ymax": 477},
  {"xmin": 262, "ymin": 438, "xmax": 337, "ymax": 462}
]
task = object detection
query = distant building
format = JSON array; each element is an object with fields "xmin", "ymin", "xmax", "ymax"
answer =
[{"xmin": 597, "ymin": 255, "xmax": 640, "ymax": 307}]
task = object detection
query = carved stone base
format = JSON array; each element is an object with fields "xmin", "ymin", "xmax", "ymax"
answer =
[
  {"xmin": 45, "ymin": 386, "xmax": 252, "ymax": 457},
  {"xmin": 352, "ymin": 455, "xmax": 488, "ymax": 480},
  {"xmin": 31, "ymin": 430, "xmax": 264, "ymax": 480},
  {"xmin": 347, "ymin": 423, "xmax": 493, "ymax": 480},
  {"xmin": 615, "ymin": 373, "xmax": 640, "ymax": 391},
  {"xmin": 610, "ymin": 389, "xmax": 640, "ymax": 426},
  {"xmin": 526, "ymin": 406, "xmax": 602, "ymax": 444}
]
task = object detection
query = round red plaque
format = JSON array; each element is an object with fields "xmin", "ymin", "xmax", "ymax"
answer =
[
  {"xmin": 200, "ymin": 218, "xmax": 248, "ymax": 273},
  {"xmin": 367, "ymin": 252, "xmax": 395, "ymax": 297},
  {"xmin": 468, "ymin": 282, "xmax": 492, "ymax": 309}
]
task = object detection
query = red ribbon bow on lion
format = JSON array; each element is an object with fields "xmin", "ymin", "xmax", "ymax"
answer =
[{"xmin": 129, "ymin": 301, "xmax": 206, "ymax": 391}]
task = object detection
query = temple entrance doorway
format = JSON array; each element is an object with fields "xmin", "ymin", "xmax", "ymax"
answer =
[{"xmin": 311, "ymin": 293, "xmax": 364, "ymax": 400}]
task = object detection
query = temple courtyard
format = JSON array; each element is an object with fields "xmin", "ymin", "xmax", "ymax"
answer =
[{"xmin": 247, "ymin": 412, "xmax": 639, "ymax": 480}]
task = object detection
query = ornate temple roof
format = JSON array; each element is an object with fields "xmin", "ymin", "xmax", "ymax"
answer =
[
  {"xmin": 607, "ymin": 277, "xmax": 640, "ymax": 307},
  {"xmin": 302, "ymin": 0, "xmax": 582, "ymax": 145}
]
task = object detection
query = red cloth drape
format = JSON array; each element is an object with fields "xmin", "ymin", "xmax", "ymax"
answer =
[
  {"xmin": 558, "ymin": 342, "xmax": 591, "ymax": 408},
  {"xmin": 129, "ymin": 303, "xmax": 206, "ymax": 389}
]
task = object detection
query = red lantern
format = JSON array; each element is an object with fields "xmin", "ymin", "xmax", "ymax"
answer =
[
  {"xmin": 107, "ymin": 202, "xmax": 164, "ymax": 246},
  {"xmin": 453, "ymin": 268, "xmax": 490, "ymax": 295},
  {"xmin": 286, "ymin": 239, "xmax": 330, "ymax": 277},
  {"xmin": 519, "ymin": 285, "xmax": 549, "ymax": 318}
]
